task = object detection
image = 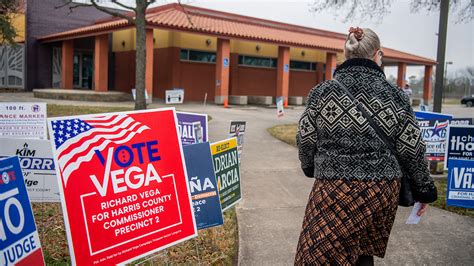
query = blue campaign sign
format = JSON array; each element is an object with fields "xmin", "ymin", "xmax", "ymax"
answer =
[
  {"xmin": 183, "ymin": 143, "xmax": 224, "ymax": 230},
  {"xmin": 445, "ymin": 125, "xmax": 474, "ymax": 169},
  {"xmin": 0, "ymin": 156, "xmax": 44, "ymax": 265},
  {"xmin": 176, "ymin": 112, "xmax": 208, "ymax": 146},
  {"xmin": 415, "ymin": 111, "xmax": 453, "ymax": 121},
  {"xmin": 446, "ymin": 159, "xmax": 474, "ymax": 209}
]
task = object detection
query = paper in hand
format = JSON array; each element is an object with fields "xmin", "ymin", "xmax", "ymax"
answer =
[{"xmin": 405, "ymin": 202, "xmax": 422, "ymax": 224}]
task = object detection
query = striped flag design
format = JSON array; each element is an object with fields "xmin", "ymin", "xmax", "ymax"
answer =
[{"xmin": 51, "ymin": 114, "xmax": 150, "ymax": 186}]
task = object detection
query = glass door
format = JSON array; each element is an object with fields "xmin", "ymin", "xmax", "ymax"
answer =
[
  {"xmin": 72, "ymin": 52, "xmax": 93, "ymax": 89},
  {"xmin": 81, "ymin": 53, "xmax": 93, "ymax": 89}
]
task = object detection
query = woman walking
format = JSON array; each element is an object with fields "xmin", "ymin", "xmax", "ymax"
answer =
[{"xmin": 294, "ymin": 27, "xmax": 437, "ymax": 265}]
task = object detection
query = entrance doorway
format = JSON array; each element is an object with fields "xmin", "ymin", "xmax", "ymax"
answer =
[{"xmin": 73, "ymin": 52, "xmax": 93, "ymax": 89}]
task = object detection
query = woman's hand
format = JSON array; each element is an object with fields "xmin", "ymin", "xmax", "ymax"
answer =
[{"xmin": 416, "ymin": 203, "xmax": 429, "ymax": 216}]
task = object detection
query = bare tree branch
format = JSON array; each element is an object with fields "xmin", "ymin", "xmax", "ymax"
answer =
[
  {"xmin": 146, "ymin": 0, "xmax": 156, "ymax": 8},
  {"xmin": 177, "ymin": 0, "xmax": 195, "ymax": 28},
  {"xmin": 310, "ymin": 0, "xmax": 472, "ymax": 23},
  {"xmin": 309, "ymin": 0, "xmax": 393, "ymax": 24},
  {"xmin": 111, "ymin": 0, "xmax": 136, "ymax": 11},
  {"xmin": 89, "ymin": 0, "xmax": 135, "ymax": 24},
  {"xmin": 57, "ymin": 1, "xmax": 135, "ymax": 24}
]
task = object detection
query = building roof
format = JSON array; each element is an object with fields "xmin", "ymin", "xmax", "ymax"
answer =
[{"xmin": 37, "ymin": 3, "xmax": 436, "ymax": 65}]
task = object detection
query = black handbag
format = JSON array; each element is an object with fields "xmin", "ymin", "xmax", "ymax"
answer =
[{"xmin": 334, "ymin": 79, "xmax": 415, "ymax": 207}]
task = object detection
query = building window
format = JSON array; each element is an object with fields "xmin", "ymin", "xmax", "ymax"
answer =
[
  {"xmin": 290, "ymin": 60, "xmax": 317, "ymax": 71},
  {"xmin": 180, "ymin": 49, "xmax": 216, "ymax": 63},
  {"xmin": 0, "ymin": 44, "xmax": 24, "ymax": 88},
  {"xmin": 238, "ymin": 55, "xmax": 277, "ymax": 68},
  {"xmin": 52, "ymin": 47, "xmax": 62, "ymax": 88}
]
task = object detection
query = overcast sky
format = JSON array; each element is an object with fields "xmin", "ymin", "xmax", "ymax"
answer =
[{"xmin": 181, "ymin": 0, "xmax": 473, "ymax": 79}]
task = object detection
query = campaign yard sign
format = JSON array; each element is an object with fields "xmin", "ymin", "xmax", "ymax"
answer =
[
  {"xmin": 276, "ymin": 97, "xmax": 284, "ymax": 118},
  {"xmin": 211, "ymin": 138, "xmax": 241, "ymax": 211},
  {"xmin": 446, "ymin": 159, "xmax": 474, "ymax": 209},
  {"xmin": 445, "ymin": 125, "xmax": 474, "ymax": 170},
  {"xmin": 166, "ymin": 89, "xmax": 184, "ymax": 104},
  {"xmin": 0, "ymin": 138, "xmax": 60, "ymax": 202},
  {"xmin": 0, "ymin": 103, "xmax": 47, "ymax": 139},
  {"xmin": 418, "ymin": 119, "xmax": 449, "ymax": 161},
  {"xmin": 414, "ymin": 110, "xmax": 453, "ymax": 121},
  {"xmin": 0, "ymin": 156, "xmax": 45, "ymax": 266},
  {"xmin": 176, "ymin": 112, "xmax": 208, "ymax": 145},
  {"xmin": 48, "ymin": 108, "xmax": 197, "ymax": 265},
  {"xmin": 228, "ymin": 121, "xmax": 246, "ymax": 163},
  {"xmin": 183, "ymin": 143, "xmax": 223, "ymax": 230},
  {"xmin": 450, "ymin": 118, "xmax": 473, "ymax": 126}
]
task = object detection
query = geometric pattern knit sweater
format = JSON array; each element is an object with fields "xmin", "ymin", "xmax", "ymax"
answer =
[{"xmin": 297, "ymin": 58, "xmax": 437, "ymax": 203}]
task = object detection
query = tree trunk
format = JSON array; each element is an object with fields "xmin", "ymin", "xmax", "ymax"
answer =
[{"xmin": 134, "ymin": 0, "xmax": 147, "ymax": 110}]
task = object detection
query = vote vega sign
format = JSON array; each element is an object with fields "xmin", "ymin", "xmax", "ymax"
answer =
[
  {"xmin": 446, "ymin": 159, "xmax": 474, "ymax": 209},
  {"xmin": 176, "ymin": 112, "xmax": 208, "ymax": 145},
  {"xmin": 211, "ymin": 138, "xmax": 242, "ymax": 211},
  {"xmin": 0, "ymin": 156, "xmax": 45, "ymax": 266},
  {"xmin": 183, "ymin": 143, "xmax": 223, "ymax": 230},
  {"xmin": 48, "ymin": 109, "xmax": 197, "ymax": 265}
]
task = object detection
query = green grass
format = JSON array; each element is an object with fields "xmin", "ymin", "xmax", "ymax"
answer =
[
  {"xmin": 268, "ymin": 123, "xmax": 473, "ymax": 218},
  {"xmin": 47, "ymin": 104, "xmax": 133, "ymax": 117},
  {"xmin": 37, "ymin": 104, "xmax": 236, "ymax": 264}
]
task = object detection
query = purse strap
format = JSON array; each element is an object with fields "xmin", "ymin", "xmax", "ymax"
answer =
[{"xmin": 333, "ymin": 79, "xmax": 398, "ymax": 157}]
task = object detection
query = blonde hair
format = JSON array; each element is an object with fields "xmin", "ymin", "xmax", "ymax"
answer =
[{"xmin": 344, "ymin": 28, "xmax": 381, "ymax": 60}]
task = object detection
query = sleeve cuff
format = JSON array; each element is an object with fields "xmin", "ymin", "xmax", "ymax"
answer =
[{"xmin": 413, "ymin": 188, "xmax": 438, "ymax": 203}]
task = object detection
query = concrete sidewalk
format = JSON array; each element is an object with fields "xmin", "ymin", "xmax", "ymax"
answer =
[{"xmin": 1, "ymin": 93, "xmax": 473, "ymax": 264}]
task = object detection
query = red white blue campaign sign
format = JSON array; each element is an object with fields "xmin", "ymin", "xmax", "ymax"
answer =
[
  {"xmin": 48, "ymin": 108, "xmax": 197, "ymax": 265},
  {"xmin": 176, "ymin": 112, "xmax": 208, "ymax": 145},
  {"xmin": 446, "ymin": 159, "xmax": 474, "ymax": 209},
  {"xmin": 415, "ymin": 111, "xmax": 453, "ymax": 121},
  {"xmin": 183, "ymin": 143, "xmax": 223, "ymax": 230},
  {"xmin": 418, "ymin": 119, "xmax": 449, "ymax": 161},
  {"xmin": 0, "ymin": 156, "xmax": 45, "ymax": 266}
]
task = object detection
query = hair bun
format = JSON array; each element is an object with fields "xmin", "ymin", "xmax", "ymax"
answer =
[{"xmin": 349, "ymin": 27, "xmax": 364, "ymax": 41}]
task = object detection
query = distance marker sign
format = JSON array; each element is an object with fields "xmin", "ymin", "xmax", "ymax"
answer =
[
  {"xmin": 211, "ymin": 138, "xmax": 241, "ymax": 211},
  {"xmin": 0, "ymin": 156, "xmax": 45, "ymax": 266},
  {"xmin": 48, "ymin": 108, "xmax": 197, "ymax": 265}
]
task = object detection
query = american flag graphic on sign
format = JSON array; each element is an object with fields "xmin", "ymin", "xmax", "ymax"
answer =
[{"xmin": 51, "ymin": 114, "xmax": 150, "ymax": 185}]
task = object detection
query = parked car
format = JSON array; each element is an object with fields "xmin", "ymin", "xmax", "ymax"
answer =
[{"xmin": 461, "ymin": 95, "xmax": 474, "ymax": 107}]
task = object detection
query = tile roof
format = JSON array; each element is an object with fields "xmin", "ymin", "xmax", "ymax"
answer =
[{"xmin": 37, "ymin": 3, "xmax": 436, "ymax": 65}]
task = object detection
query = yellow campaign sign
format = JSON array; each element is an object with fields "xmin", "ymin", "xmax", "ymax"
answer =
[
  {"xmin": 210, "ymin": 137, "xmax": 241, "ymax": 211},
  {"xmin": 211, "ymin": 137, "xmax": 237, "ymax": 155}
]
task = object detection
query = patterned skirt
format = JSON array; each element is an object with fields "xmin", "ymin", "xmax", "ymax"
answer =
[{"xmin": 295, "ymin": 178, "xmax": 400, "ymax": 265}]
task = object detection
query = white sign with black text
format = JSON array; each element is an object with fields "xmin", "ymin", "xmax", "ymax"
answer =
[
  {"xmin": 0, "ymin": 138, "xmax": 60, "ymax": 202},
  {"xmin": 166, "ymin": 89, "xmax": 185, "ymax": 104},
  {"xmin": 0, "ymin": 102, "xmax": 47, "ymax": 139}
]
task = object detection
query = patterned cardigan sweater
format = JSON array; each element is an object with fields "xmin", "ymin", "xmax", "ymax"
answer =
[{"xmin": 297, "ymin": 58, "xmax": 437, "ymax": 203}]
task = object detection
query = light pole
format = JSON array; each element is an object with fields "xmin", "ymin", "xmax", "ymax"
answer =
[
  {"xmin": 433, "ymin": 0, "xmax": 449, "ymax": 113},
  {"xmin": 443, "ymin": 61, "xmax": 453, "ymax": 103}
]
